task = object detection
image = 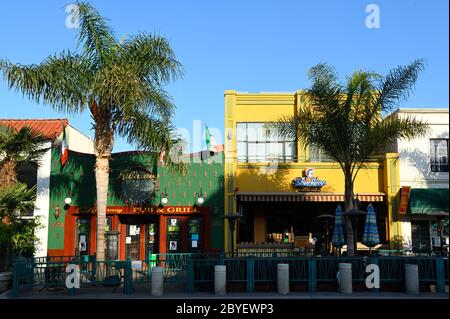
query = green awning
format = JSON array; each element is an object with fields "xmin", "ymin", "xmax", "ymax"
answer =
[{"xmin": 408, "ymin": 188, "xmax": 449, "ymax": 215}]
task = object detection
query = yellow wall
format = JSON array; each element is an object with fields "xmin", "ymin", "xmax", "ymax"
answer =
[{"xmin": 224, "ymin": 90, "xmax": 401, "ymax": 252}]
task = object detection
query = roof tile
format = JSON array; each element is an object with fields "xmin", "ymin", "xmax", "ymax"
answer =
[{"xmin": 0, "ymin": 119, "xmax": 68, "ymax": 140}]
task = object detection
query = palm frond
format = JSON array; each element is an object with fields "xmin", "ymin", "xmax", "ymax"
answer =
[
  {"xmin": 365, "ymin": 115, "xmax": 428, "ymax": 156},
  {"xmin": 119, "ymin": 33, "xmax": 183, "ymax": 85},
  {"xmin": 0, "ymin": 124, "xmax": 49, "ymax": 167},
  {"xmin": 0, "ymin": 52, "xmax": 90, "ymax": 113},
  {"xmin": 376, "ymin": 59, "xmax": 425, "ymax": 112},
  {"xmin": 0, "ymin": 183, "xmax": 36, "ymax": 220},
  {"xmin": 76, "ymin": 2, "xmax": 116, "ymax": 65}
]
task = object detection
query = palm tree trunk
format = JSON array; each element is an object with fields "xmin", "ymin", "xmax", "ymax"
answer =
[
  {"xmin": 1, "ymin": 160, "xmax": 18, "ymax": 224},
  {"xmin": 0, "ymin": 160, "xmax": 17, "ymax": 187},
  {"xmin": 95, "ymin": 155, "xmax": 109, "ymax": 261},
  {"xmin": 91, "ymin": 100, "xmax": 114, "ymax": 262},
  {"xmin": 344, "ymin": 166, "xmax": 355, "ymax": 256}
]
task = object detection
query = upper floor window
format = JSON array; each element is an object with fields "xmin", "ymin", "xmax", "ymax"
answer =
[
  {"xmin": 309, "ymin": 145, "xmax": 334, "ymax": 162},
  {"xmin": 16, "ymin": 163, "xmax": 37, "ymax": 218},
  {"xmin": 236, "ymin": 123, "xmax": 296, "ymax": 163},
  {"xmin": 430, "ymin": 138, "xmax": 449, "ymax": 172}
]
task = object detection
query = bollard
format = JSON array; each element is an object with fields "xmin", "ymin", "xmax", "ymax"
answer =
[
  {"xmin": 214, "ymin": 265, "xmax": 226, "ymax": 295},
  {"xmin": 151, "ymin": 267, "xmax": 164, "ymax": 297},
  {"xmin": 338, "ymin": 263, "xmax": 352, "ymax": 294},
  {"xmin": 405, "ymin": 264, "xmax": 419, "ymax": 294},
  {"xmin": 277, "ymin": 263, "xmax": 289, "ymax": 295}
]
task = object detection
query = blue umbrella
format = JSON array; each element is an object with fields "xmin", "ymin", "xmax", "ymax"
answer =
[
  {"xmin": 362, "ymin": 203, "xmax": 380, "ymax": 248},
  {"xmin": 332, "ymin": 205, "xmax": 345, "ymax": 249}
]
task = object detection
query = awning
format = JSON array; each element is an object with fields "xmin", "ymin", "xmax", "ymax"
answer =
[
  {"xmin": 237, "ymin": 192, "xmax": 385, "ymax": 202},
  {"xmin": 408, "ymin": 188, "xmax": 449, "ymax": 215}
]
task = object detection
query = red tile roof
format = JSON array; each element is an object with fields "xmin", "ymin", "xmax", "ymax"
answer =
[{"xmin": 0, "ymin": 119, "xmax": 68, "ymax": 141}]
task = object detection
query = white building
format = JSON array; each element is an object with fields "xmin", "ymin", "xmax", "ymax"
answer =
[
  {"xmin": 0, "ymin": 119, "xmax": 94, "ymax": 257},
  {"xmin": 388, "ymin": 108, "xmax": 449, "ymax": 254}
]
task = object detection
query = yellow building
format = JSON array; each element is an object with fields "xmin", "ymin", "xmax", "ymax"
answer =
[{"xmin": 223, "ymin": 90, "xmax": 402, "ymax": 254}]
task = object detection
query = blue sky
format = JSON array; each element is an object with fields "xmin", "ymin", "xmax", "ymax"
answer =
[{"xmin": 0, "ymin": 0, "xmax": 448, "ymax": 152}]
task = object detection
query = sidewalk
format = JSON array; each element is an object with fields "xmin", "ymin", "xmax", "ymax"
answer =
[{"xmin": 2, "ymin": 288, "xmax": 448, "ymax": 299}]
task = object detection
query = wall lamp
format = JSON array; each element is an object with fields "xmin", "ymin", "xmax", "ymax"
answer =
[
  {"xmin": 195, "ymin": 190, "xmax": 205, "ymax": 206},
  {"xmin": 160, "ymin": 189, "xmax": 169, "ymax": 206},
  {"xmin": 63, "ymin": 197, "xmax": 72, "ymax": 211}
]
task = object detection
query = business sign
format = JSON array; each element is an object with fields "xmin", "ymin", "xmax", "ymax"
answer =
[
  {"xmin": 119, "ymin": 168, "xmax": 157, "ymax": 204},
  {"xmin": 399, "ymin": 186, "xmax": 411, "ymax": 215},
  {"xmin": 292, "ymin": 168, "xmax": 326, "ymax": 192},
  {"xmin": 74, "ymin": 206, "xmax": 205, "ymax": 215}
]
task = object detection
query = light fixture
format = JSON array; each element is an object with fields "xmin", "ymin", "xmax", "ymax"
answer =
[
  {"xmin": 64, "ymin": 197, "xmax": 72, "ymax": 205},
  {"xmin": 54, "ymin": 205, "xmax": 61, "ymax": 219},
  {"xmin": 195, "ymin": 189, "xmax": 205, "ymax": 206},
  {"xmin": 161, "ymin": 190, "xmax": 168, "ymax": 206}
]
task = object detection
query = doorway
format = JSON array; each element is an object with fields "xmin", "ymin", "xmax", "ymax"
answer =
[
  {"xmin": 411, "ymin": 220, "xmax": 431, "ymax": 253},
  {"xmin": 120, "ymin": 215, "xmax": 159, "ymax": 260}
]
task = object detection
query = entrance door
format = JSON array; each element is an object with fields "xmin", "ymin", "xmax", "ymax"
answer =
[
  {"xmin": 167, "ymin": 218, "xmax": 182, "ymax": 252},
  {"xmin": 165, "ymin": 216, "xmax": 204, "ymax": 253},
  {"xmin": 411, "ymin": 220, "xmax": 431, "ymax": 253},
  {"xmin": 125, "ymin": 224, "xmax": 141, "ymax": 260},
  {"xmin": 75, "ymin": 218, "xmax": 90, "ymax": 256},
  {"xmin": 188, "ymin": 217, "xmax": 202, "ymax": 253},
  {"xmin": 146, "ymin": 223, "xmax": 158, "ymax": 261}
]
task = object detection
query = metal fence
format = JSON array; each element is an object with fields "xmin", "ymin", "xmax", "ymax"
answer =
[{"xmin": 9, "ymin": 254, "xmax": 449, "ymax": 297}]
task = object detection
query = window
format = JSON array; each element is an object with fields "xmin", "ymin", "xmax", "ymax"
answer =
[
  {"xmin": 236, "ymin": 123, "xmax": 295, "ymax": 162},
  {"xmin": 411, "ymin": 220, "xmax": 431, "ymax": 253},
  {"xmin": 16, "ymin": 163, "xmax": 37, "ymax": 218},
  {"xmin": 309, "ymin": 145, "xmax": 334, "ymax": 162},
  {"xmin": 430, "ymin": 139, "xmax": 449, "ymax": 172}
]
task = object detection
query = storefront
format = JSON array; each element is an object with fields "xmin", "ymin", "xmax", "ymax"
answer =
[
  {"xmin": 63, "ymin": 205, "xmax": 210, "ymax": 260},
  {"xmin": 400, "ymin": 188, "xmax": 449, "ymax": 254},
  {"xmin": 224, "ymin": 91, "xmax": 400, "ymax": 254},
  {"xmin": 47, "ymin": 148, "xmax": 224, "ymax": 259},
  {"xmin": 235, "ymin": 193, "xmax": 388, "ymax": 255}
]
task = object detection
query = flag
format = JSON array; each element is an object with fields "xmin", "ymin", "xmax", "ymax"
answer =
[
  {"xmin": 205, "ymin": 124, "xmax": 217, "ymax": 152},
  {"xmin": 61, "ymin": 126, "xmax": 69, "ymax": 166},
  {"xmin": 159, "ymin": 147, "xmax": 166, "ymax": 167}
]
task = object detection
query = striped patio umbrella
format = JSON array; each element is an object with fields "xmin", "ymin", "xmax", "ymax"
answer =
[
  {"xmin": 332, "ymin": 205, "xmax": 345, "ymax": 248},
  {"xmin": 362, "ymin": 203, "xmax": 380, "ymax": 248}
]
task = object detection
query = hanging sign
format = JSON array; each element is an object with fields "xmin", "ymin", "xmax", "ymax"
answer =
[
  {"xmin": 399, "ymin": 186, "xmax": 411, "ymax": 215},
  {"xmin": 292, "ymin": 168, "xmax": 326, "ymax": 192}
]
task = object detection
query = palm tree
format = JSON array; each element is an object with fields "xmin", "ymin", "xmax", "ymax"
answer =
[
  {"xmin": 0, "ymin": 182, "xmax": 37, "ymax": 224},
  {"xmin": 269, "ymin": 60, "xmax": 428, "ymax": 256},
  {"xmin": 0, "ymin": 2, "xmax": 182, "ymax": 260},
  {"xmin": 0, "ymin": 124, "xmax": 48, "ymax": 187}
]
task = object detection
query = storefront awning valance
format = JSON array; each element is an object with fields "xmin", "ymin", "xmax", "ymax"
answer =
[
  {"xmin": 237, "ymin": 192, "xmax": 385, "ymax": 202},
  {"xmin": 408, "ymin": 188, "xmax": 449, "ymax": 215}
]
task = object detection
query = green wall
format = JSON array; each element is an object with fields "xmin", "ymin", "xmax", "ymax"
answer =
[{"xmin": 48, "ymin": 147, "xmax": 224, "ymax": 251}]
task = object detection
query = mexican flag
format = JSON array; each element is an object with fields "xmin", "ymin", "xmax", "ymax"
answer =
[
  {"xmin": 205, "ymin": 124, "xmax": 217, "ymax": 152},
  {"xmin": 61, "ymin": 127, "xmax": 69, "ymax": 166},
  {"xmin": 159, "ymin": 147, "xmax": 166, "ymax": 167}
]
